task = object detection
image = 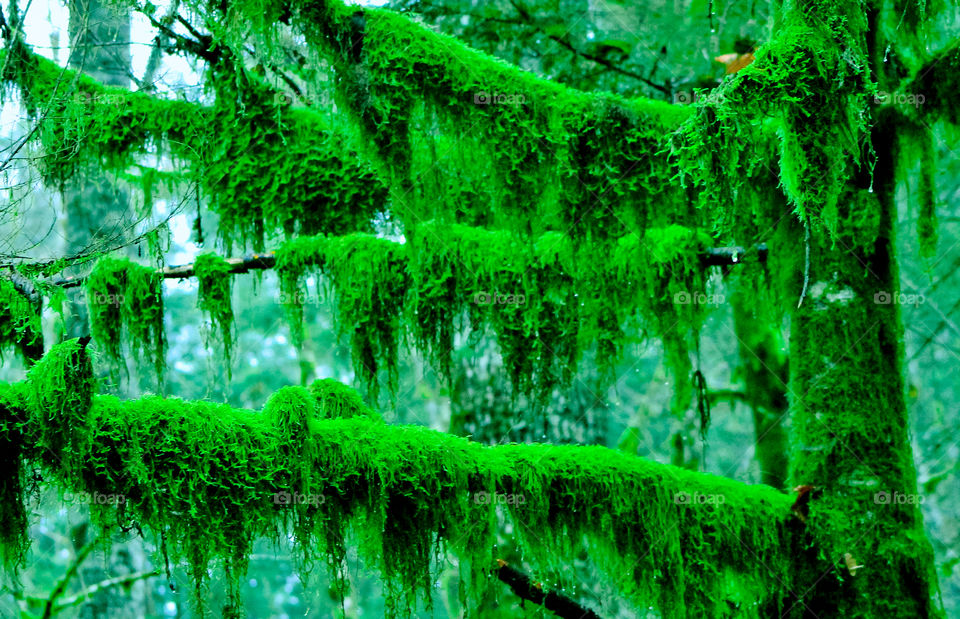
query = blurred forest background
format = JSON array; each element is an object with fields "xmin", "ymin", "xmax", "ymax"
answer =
[{"xmin": 0, "ymin": 0, "xmax": 957, "ymax": 616}]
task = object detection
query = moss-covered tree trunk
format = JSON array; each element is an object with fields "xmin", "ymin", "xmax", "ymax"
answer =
[{"xmin": 786, "ymin": 126, "xmax": 939, "ymax": 617}]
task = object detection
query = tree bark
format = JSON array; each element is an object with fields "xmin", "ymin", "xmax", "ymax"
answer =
[{"xmin": 786, "ymin": 113, "xmax": 940, "ymax": 616}]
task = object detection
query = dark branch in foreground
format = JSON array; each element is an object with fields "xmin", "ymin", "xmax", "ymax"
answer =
[{"xmin": 495, "ymin": 559, "xmax": 602, "ymax": 619}]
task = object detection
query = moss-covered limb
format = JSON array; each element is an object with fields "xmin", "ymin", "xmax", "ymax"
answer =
[
  {"xmin": 195, "ymin": 0, "xmax": 696, "ymax": 240},
  {"xmin": 0, "ymin": 274, "xmax": 43, "ymax": 362},
  {"xmin": 0, "ymin": 46, "xmax": 386, "ymax": 250},
  {"xmin": 1, "ymin": 340, "xmax": 797, "ymax": 617},
  {"xmin": 85, "ymin": 256, "xmax": 165, "ymax": 382},
  {"xmin": 193, "ymin": 252, "xmax": 234, "ymax": 371}
]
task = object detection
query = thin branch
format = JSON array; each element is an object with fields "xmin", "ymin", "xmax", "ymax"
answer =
[
  {"xmin": 51, "ymin": 252, "xmax": 277, "ymax": 289},
  {"xmin": 495, "ymin": 559, "xmax": 601, "ymax": 619},
  {"xmin": 42, "ymin": 243, "xmax": 766, "ymax": 290},
  {"xmin": 53, "ymin": 570, "xmax": 160, "ymax": 611},
  {"xmin": 41, "ymin": 537, "xmax": 99, "ymax": 619}
]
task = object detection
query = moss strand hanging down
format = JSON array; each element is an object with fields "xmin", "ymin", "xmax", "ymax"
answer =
[
  {"xmin": 193, "ymin": 252, "xmax": 235, "ymax": 372},
  {"xmin": 0, "ymin": 339, "xmax": 797, "ymax": 618},
  {"xmin": 85, "ymin": 256, "xmax": 165, "ymax": 383},
  {"xmin": 274, "ymin": 223, "xmax": 713, "ymax": 404}
]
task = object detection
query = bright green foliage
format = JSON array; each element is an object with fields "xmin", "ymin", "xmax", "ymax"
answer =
[
  {"xmin": 85, "ymin": 256, "xmax": 165, "ymax": 381},
  {"xmin": 0, "ymin": 48, "xmax": 386, "ymax": 251},
  {"xmin": 0, "ymin": 277, "xmax": 42, "ymax": 361},
  {"xmin": 194, "ymin": 252, "xmax": 235, "ymax": 370},
  {"xmin": 0, "ymin": 340, "xmax": 796, "ymax": 618}
]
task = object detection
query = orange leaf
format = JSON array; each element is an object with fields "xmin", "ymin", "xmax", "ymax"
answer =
[{"xmin": 714, "ymin": 51, "xmax": 756, "ymax": 74}]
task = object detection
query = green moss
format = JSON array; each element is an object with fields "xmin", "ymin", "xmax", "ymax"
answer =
[
  {"xmin": 194, "ymin": 252, "xmax": 235, "ymax": 371},
  {"xmin": 308, "ymin": 378, "xmax": 380, "ymax": 421},
  {"xmin": 0, "ymin": 342, "xmax": 796, "ymax": 616},
  {"xmin": 275, "ymin": 234, "xmax": 407, "ymax": 402},
  {"xmin": 0, "ymin": 383, "xmax": 30, "ymax": 571},
  {"xmin": 0, "ymin": 276, "xmax": 43, "ymax": 361},
  {"xmin": 0, "ymin": 47, "xmax": 386, "ymax": 252},
  {"xmin": 25, "ymin": 339, "xmax": 95, "ymax": 484},
  {"xmin": 280, "ymin": 0, "xmax": 692, "ymax": 240},
  {"xmin": 85, "ymin": 257, "xmax": 165, "ymax": 383},
  {"xmin": 276, "ymin": 224, "xmax": 714, "ymax": 405}
]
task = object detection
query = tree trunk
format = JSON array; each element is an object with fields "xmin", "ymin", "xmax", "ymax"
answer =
[
  {"xmin": 66, "ymin": 2, "xmax": 151, "ymax": 617},
  {"xmin": 786, "ymin": 121, "xmax": 940, "ymax": 616}
]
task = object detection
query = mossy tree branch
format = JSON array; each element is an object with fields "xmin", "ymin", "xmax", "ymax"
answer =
[{"xmin": 0, "ymin": 339, "xmax": 799, "ymax": 618}]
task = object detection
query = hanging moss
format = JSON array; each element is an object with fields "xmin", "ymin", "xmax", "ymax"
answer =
[
  {"xmin": 275, "ymin": 234, "xmax": 408, "ymax": 402},
  {"xmin": 0, "ymin": 383, "xmax": 30, "ymax": 571},
  {"xmin": 0, "ymin": 276, "xmax": 43, "ymax": 361},
  {"xmin": 0, "ymin": 339, "xmax": 797, "ymax": 617},
  {"xmin": 85, "ymin": 257, "xmax": 165, "ymax": 383},
  {"xmin": 274, "ymin": 223, "xmax": 714, "ymax": 405},
  {"xmin": 0, "ymin": 47, "xmax": 387, "ymax": 252},
  {"xmin": 193, "ymin": 252, "xmax": 235, "ymax": 372}
]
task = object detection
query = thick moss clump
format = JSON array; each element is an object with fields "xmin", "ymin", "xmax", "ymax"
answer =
[
  {"xmin": 85, "ymin": 257, "xmax": 165, "ymax": 382},
  {"xmin": 194, "ymin": 252, "xmax": 235, "ymax": 370},
  {"xmin": 309, "ymin": 378, "xmax": 380, "ymax": 421}
]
